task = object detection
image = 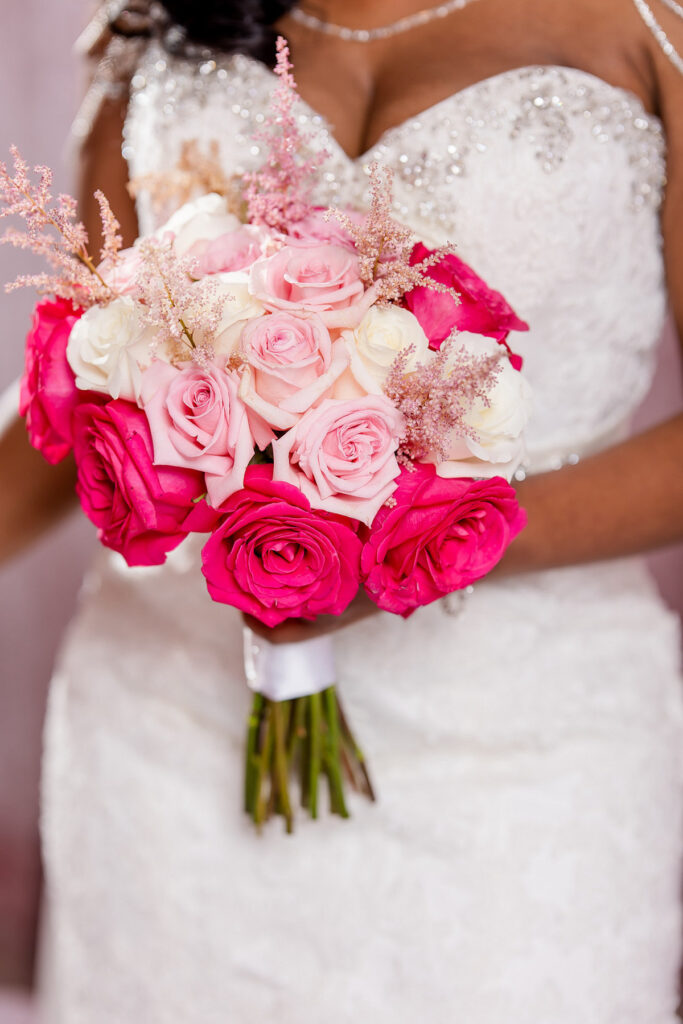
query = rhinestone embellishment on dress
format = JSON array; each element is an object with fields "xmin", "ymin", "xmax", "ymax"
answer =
[{"xmin": 124, "ymin": 51, "xmax": 666, "ymax": 239}]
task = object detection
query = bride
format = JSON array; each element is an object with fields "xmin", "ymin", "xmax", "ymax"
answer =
[{"xmin": 2, "ymin": 0, "xmax": 683, "ymax": 1019}]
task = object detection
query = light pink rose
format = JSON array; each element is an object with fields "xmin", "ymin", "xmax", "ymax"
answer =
[
  {"xmin": 361, "ymin": 463, "xmax": 527, "ymax": 617},
  {"xmin": 97, "ymin": 247, "xmax": 144, "ymax": 296},
  {"xmin": 73, "ymin": 399, "xmax": 205, "ymax": 566},
  {"xmin": 248, "ymin": 242, "xmax": 373, "ymax": 328},
  {"xmin": 272, "ymin": 396, "xmax": 404, "ymax": 526},
  {"xmin": 20, "ymin": 298, "xmax": 82, "ymax": 464},
  {"xmin": 238, "ymin": 311, "xmax": 349, "ymax": 429},
  {"xmin": 288, "ymin": 208, "xmax": 360, "ymax": 250},
  {"xmin": 201, "ymin": 464, "xmax": 362, "ymax": 626},
  {"xmin": 140, "ymin": 359, "xmax": 255, "ymax": 509},
  {"xmin": 186, "ymin": 224, "xmax": 269, "ymax": 276}
]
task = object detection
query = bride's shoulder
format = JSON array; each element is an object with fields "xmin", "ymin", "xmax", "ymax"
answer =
[{"xmin": 558, "ymin": 0, "xmax": 683, "ymax": 112}]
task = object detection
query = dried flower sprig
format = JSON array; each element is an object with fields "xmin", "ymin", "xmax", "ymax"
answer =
[
  {"xmin": 383, "ymin": 335, "xmax": 501, "ymax": 463},
  {"xmin": 129, "ymin": 139, "xmax": 244, "ymax": 219},
  {"xmin": 0, "ymin": 146, "xmax": 121, "ymax": 306},
  {"xmin": 328, "ymin": 162, "xmax": 462, "ymax": 305},
  {"xmin": 243, "ymin": 36, "xmax": 328, "ymax": 232},
  {"xmin": 135, "ymin": 237, "xmax": 224, "ymax": 363}
]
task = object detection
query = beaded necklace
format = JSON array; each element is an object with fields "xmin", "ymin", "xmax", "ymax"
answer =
[{"xmin": 289, "ymin": 0, "xmax": 481, "ymax": 43}]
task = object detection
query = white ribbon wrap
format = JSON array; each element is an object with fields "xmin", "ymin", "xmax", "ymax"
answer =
[{"xmin": 242, "ymin": 627, "xmax": 337, "ymax": 702}]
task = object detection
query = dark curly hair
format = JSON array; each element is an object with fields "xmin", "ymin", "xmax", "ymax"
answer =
[{"xmin": 111, "ymin": 1, "xmax": 299, "ymax": 64}]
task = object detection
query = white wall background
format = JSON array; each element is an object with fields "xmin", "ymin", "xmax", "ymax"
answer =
[{"xmin": 0, "ymin": 0, "xmax": 681, "ymax": 1002}]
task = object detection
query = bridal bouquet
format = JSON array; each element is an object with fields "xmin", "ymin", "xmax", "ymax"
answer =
[{"xmin": 2, "ymin": 39, "xmax": 530, "ymax": 832}]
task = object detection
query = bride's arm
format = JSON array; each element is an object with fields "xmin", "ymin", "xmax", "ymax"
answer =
[
  {"xmin": 503, "ymin": 17, "xmax": 683, "ymax": 577},
  {"xmin": 0, "ymin": 95, "xmax": 138, "ymax": 564}
]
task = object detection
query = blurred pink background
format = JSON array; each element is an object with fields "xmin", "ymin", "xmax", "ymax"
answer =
[{"xmin": 0, "ymin": 1, "xmax": 681, "ymax": 1017}]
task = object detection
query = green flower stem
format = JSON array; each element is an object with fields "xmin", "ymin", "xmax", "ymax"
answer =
[
  {"xmin": 287, "ymin": 697, "xmax": 306, "ymax": 765},
  {"xmin": 323, "ymin": 686, "xmax": 349, "ymax": 818},
  {"xmin": 308, "ymin": 692, "xmax": 322, "ymax": 819},
  {"xmin": 337, "ymin": 696, "xmax": 376, "ymax": 802},
  {"xmin": 272, "ymin": 701, "xmax": 294, "ymax": 834},
  {"xmin": 245, "ymin": 692, "xmax": 264, "ymax": 814},
  {"xmin": 254, "ymin": 700, "xmax": 274, "ymax": 827},
  {"xmin": 300, "ymin": 697, "xmax": 311, "ymax": 810}
]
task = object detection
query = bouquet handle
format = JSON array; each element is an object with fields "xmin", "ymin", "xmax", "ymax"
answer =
[{"xmin": 242, "ymin": 627, "xmax": 375, "ymax": 832}]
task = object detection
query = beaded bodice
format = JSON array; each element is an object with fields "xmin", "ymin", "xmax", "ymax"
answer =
[{"xmin": 124, "ymin": 45, "xmax": 668, "ymax": 470}]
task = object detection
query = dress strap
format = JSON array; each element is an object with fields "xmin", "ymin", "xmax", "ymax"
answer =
[
  {"xmin": 69, "ymin": 2, "xmax": 158, "ymax": 148},
  {"xmin": 631, "ymin": 0, "xmax": 683, "ymax": 75}
]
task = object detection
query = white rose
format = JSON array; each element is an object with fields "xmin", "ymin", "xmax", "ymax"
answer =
[
  {"xmin": 435, "ymin": 335, "xmax": 532, "ymax": 481},
  {"xmin": 209, "ymin": 272, "xmax": 266, "ymax": 356},
  {"xmin": 342, "ymin": 304, "xmax": 430, "ymax": 393},
  {"xmin": 157, "ymin": 193, "xmax": 241, "ymax": 257},
  {"xmin": 66, "ymin": 296, "xmax": 156, "ymax": 402}
]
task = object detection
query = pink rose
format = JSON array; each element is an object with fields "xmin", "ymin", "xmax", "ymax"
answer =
[
  {"xmin": 20, "ymin": 298, "xmax": 82, "ymax": 464},
  {"xmin": 97, "ymin": 247, "xmax": 144, "ymax": 295},
  {"xmin": 361, "ymin": 462, "xmax": 526, "ymax": 617},
  {"xmin": 73, "ymin": 399, "xmax": 205, "ymax": 566},
  {"xmin": 201, "ymin": 464, "xmax": 362, "ymax": 626},
  {"xmin": 186, "ymin": 225, "xmax": 268, "ymax": 275},
  {"xmin": 272, "ymin": 396, "xmax": 404, "ymax": 526},
  {"xmin": 288, "ymin": 207, "xmax": 360, "ymax": 249},
  {"xmin": 405, "ymin": 243, "xmax": 528, "ymax": 364},
  {"xmin": 238, "ymin": 311, "xmax": 349, "ymax": 430},
  {"xmin": 248, "ymin": 242, "xmax": 373, "ymax": 328},
  {"xmin": 140, "ymin": 360, "xmax": 256, "ymax": 509}
]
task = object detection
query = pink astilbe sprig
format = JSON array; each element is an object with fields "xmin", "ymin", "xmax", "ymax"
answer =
[
  {"xmin": 129, "ymin": 139, "xmax": 244, "ymax": 218},
  {"xmin": 94, "ymin": 190, "xmax": 122, "ymax": 265},
  {"xmin": 243, "ymin": 36, "xmax": 328, "ymax": 232},
  {"xmin": 383, "ymin": 335, "xmax": 502, "ymax": 463},
  {"xmin": 328, "ymin": 162, "xmax": 462, "ymax": 304},
  {"xmin": 0, "ymin": 146, "xmax": 120, "ymax": 307},
  {"xmin": 136, "ymin": 237, "xmax": 224, "ymax": 363}
]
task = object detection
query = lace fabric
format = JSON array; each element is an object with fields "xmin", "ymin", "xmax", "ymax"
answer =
[{"xmin": 39, "ymin": 43, "xmax": 683, "ymax": 1024}]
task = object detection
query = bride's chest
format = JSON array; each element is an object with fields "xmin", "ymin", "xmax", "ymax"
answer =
[{"xmin": 124, "ymin": 45, "xmax": 664, "ymax": 242}]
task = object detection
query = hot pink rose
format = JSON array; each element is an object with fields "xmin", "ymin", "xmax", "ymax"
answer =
[
  {"xmin": 20, "ymin": 298, "xmax": 82, "ymax": 464},
  {"xmin": 201, "ymin": 464, "xmax": 362, "ymax": 626},
  {"xmin": 186, "ymin": 225, "xmax": 268, "ymax": 275},
  {"xmin": 361, "ymin": 462, "xmax": 526, "ymax": 617},
  {"xmin": 140, "ymin": 360, "xmax": 255, "ymax": 508},
  {"xmin": 238, "ymin": 311, "xmax": 349, "ymax": 429},
  {"xmin": 248, "ymin": 242, "xmax": 373, "ymax": 328},
  {"xmin": 272, "ymin": 396, "xmax": 404, "ymax": 526},
  {"xmin": 405, "ymin": 243, "xmax": 529, "ymax": 364},
  {"xmin": 73, "ymin": 399, "xmax": 205, "ymax": 566}
]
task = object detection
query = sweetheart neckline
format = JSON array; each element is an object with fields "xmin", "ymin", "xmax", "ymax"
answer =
[{"xmin": 242, "ymin": 58, "xmax": 662, "ymax": 164}]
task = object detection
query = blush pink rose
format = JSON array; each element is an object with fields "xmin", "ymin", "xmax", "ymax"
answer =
[
  {"xmin": 140, "ymin": 360, "xmax": 255, "ymax": 508},
  {"xmin": 238, "ymin": 311, "xmax": 349, "ymax": 429},
  {"xmin": 97, "ymin": 247, "xmax": 144, "ymax": 296},
  {"xmin": 20, "ymin": 298, "xmax": 82, "ymax": 464},
  {"xmin": 288, "ymin": 207, "xmax": 361, "ymax": 250},
  {"xmin": 185, "ymin": 225, "xmax": 268, "ymax": 275},
  {"xmin": 248, "ymin": 242, "xmax": 373, "ymax": 328},
  {"xmin": 73, "ymin": 399, "xmax": 205, "ymax": 566},
  {"xmin": 405, "ymin": 243, "xmax": 529, "ymax": 365},
  {"xmin": 361, "ymin": 462, "xmax": 526, "ymax": 617},
  {"xmin": 272, "ymin": 396, "xmax": 404, "ymax": 526},
  {"xmin": 201, "ymin": 464, "xmax": 362, "ymax": 626}
]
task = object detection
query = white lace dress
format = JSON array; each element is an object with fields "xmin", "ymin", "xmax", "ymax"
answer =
[{"xmin": 40, "ymin": 48, "xmax": 683, "ymax": 1024}]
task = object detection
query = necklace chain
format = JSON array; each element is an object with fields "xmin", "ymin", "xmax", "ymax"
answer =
[{"xmin": 290, "ymin": 0, "xmax": 481, "ymax": 42}]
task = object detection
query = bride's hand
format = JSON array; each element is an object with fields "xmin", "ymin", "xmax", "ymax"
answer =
[{"xmin": 242, "ymin": 589, "xmax": 380, "ymax": 645}]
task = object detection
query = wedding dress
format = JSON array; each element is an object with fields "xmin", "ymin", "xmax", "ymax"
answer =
[{"xmin": 39, "ymin": 40, "xmax": 683, "ymax": 1024}]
